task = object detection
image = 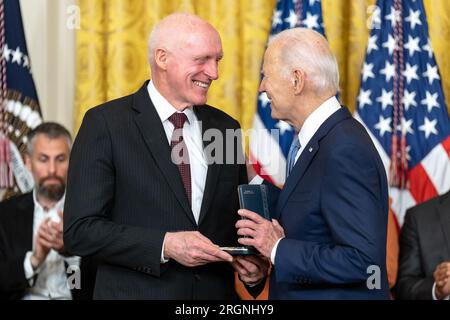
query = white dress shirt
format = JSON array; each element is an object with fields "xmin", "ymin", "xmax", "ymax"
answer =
[
  {"xmin": 148, "ymin": 80, "xmax": 208, "ymax": 224},
  {"xmin": 22, "ymin": 191, "xmax": 80, "ymax": 300},
  {"xmin": 252, "ymin": 96, "xmax": 341, "ymax": 264},
  {"xmin": 148, "ymin": 81, "xmax": 208, "ymax": 262},
  {"xmin": 432, "ymin": 282, "xmax": 450, "ymax": 300}
]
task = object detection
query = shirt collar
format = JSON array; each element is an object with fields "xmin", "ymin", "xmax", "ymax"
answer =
[
  {"xmin": 297, "ymin": 96, "xmax": 341, "ymax": 149},
  {"xmin": 147, "ymin": 80, "xmax": 195, "ymax": 125}
]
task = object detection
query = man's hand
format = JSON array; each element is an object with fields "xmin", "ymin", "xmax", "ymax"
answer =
[
  {"xmin": 163, "ymin": 231, "xmax": 233, "ymax": 267},
  {"xmin": 232, "ymin": 255, "xmax": 269, "ymax": 285},
  {"xmin": 38, "ymin": 211, "xmax": 65, "ymax": 253},
  {"xmin": 30, "ymin": 217, "xmax": 52, "ymax": 270},
  {"xmin": 433, "ymin": 262, "xmax": 450, "ymax": 299},
  {"xmin": 236, "ymin": 209, "xmax": 285, "ymax": 258}
]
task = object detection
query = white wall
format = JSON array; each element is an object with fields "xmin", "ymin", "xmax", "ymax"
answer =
[{"xmin": 20, "ymin": 0, "xmax": 76, "ymax": 133}]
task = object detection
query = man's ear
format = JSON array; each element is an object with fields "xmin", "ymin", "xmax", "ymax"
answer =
[
  {"xmin": 292, "ymin": 69, "xmax": 305, "ymax": 95},
  {"xmin": 154, "ymin": 48, "xmax": 169, "ymax": 70}
]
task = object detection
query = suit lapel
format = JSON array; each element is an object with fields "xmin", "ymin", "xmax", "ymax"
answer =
[
  {"xmin": 194, "ymin": 105, "xmax": 222, "ymax": 226},
  {"xmin": 15, "ymin": 192, "xmax": 34, "ymax": 249},
  {"xmin": 132, "ymin": 82, "xmax": 195, "ymax": 225},
  {"xmin": 275, "ymin": 107, "xmax": 352, "ymax": 217},
  {"xmin": 437, "ymin": 191, "xmax": 450, "ymax": 259},
  {"xmin": 18, "ymin": 192, "xmax": 34, "ymax": 250},
  {"xmin": 275, "ymin": 141, "xmax": 319, "ymax": 217}
]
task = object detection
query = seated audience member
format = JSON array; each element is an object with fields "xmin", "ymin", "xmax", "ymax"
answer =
[
  {"xmin": 396, "ymin": 190, "xmax": 450, "ymax": 300},
  {"xmin": 0, "ymin": 122, "xmax": 94, "ymax": 300}
]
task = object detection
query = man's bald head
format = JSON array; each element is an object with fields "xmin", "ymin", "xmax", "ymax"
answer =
[
  {"xmin": 148, "ymin": 13, "xmax": 220, "ymax": 70},
  {"xmin": 146, "ymin": 13, "xmax": 223, "ymax": 110},
  {"xmin": 268, "ymin": 28, "xmax": 339, "ymax": 98}
]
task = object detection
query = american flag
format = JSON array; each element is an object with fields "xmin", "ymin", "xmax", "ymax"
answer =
[
  {"xmin": 355, "ymin": 0, "xmax": 450, "ymax": 227},
  {"xmin": 0, "ymin": 0, "xmax": 41, "ymax": 195},
  {"xmin": 250, "ymin": 0, "xmax": 325, "ymax": 186}
]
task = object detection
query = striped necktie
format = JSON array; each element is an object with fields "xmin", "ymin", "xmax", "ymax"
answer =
[{"xmin": 168, "ymin": 113, "xmax": 191, "ymax": 205}]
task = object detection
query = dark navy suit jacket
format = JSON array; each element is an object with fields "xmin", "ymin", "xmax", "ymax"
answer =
[{"xmin": 268, "ymin": 106, "xmax": 390, "ymax": 299}]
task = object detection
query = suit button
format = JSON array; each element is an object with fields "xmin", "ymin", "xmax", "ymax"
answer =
[{"xmin": 194, "ymin": 274, "xmax": 201, "ymax": 281}]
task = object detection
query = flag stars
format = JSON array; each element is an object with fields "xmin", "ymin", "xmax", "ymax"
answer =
[
  {"xmin": 419, "ymin": 117, "xmax": 438, "ymax": 139},
  {"xmin": 423, "ymin": 63, "xmax": 440, "ymax": 85},
  {"xmin": 258, "ymin": 92, "xmax": 271, "ymax": 108},
  {"xmin": 272, "ymin": 10, "xmax": 282, "ymax": 27},
  {"xmin": 374, "ymin": 115, "xmax": 392, "ymax": 137},
  {"xmin": 403, "ymin": 63, "xmax": 419, "ymax": 84},
  {"xmin": 376, "ymin": 89, "xmax": 393, "ymax": 111},
  {"xmin": 382, "ymin": 34, "xmax": 397, "ymax": 56},
  {"xmin": 396, "ymin": 145, "xmax": 411, "ymax": 161},
  {"xmin": 402, "ymin": 90, "xmax": 418, "ymax": 111},
  {"xmin": 421, "ymin": 91, "xmax": 440, "ymax": 113},
  {"xmin": 385, "ymin": 7, "xmax": 401, "ymax": 28},
  {"xmin": 275, "ymin": 120, "xmax": 293, "ymax": 135},
  {"xmin": 405, "ymin": 9, "xmax": 422, "ymax": 30},
  {"xmin": 22, "ymin": 55, "xmax": 30, "ymax": 68},
  {"xmin": 370, "ymin": 6, "xmax": 381, "ymax": 29},
  {"xmin": 398, "ymin": 118, "xmax": 414, "ymax": 136},
  {"xmin": 380, "ymin": 61, "xmax": 395, "ymax": 82},
  {"xmin": 358, "ymin": 89, "xmax": 372, "ymax": 109},
  {"xmin": 367, "ymin": 35, "xmax": 378, "ymax": 54},
  {"xmin": 422, "ymin": 39, "xmax": 433, "ymax": 59},
  {"xmin": 404, "ymin": 35, "xmax": 421, "ymax": 56},
  {"xmin": 11, "ymin": 46, "xmax": 23, "ymax": 65},
  {"xmin": 284, "ymin": 10, "xmax": 299, "ymax": 28},
  {"xmin": 362, "ymin": 62, "xmax": 375, "ymax": 81},
  {"xmin": 404, "ymin": 145, "xmax": 411, "ymax": 161},
  {"xmin": 2, "ymin": 44, "xmax": 11, "ymax": 62},
  {"xmin": 302, "ymin": 12, "xmax": 319, "ymax": 29}
]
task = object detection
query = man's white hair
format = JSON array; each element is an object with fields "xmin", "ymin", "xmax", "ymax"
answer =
[{"xmin": 269, "ymin": 28, "xmax": 339, "ymax": 96}]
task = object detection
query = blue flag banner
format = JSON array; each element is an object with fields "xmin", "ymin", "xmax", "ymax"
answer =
[
  {"xmin": 0, "ymin": 0, "xmax": 41, "ymax": 192},
  {"xmin": 355, "ymin": 0, "xmax": 450, "ymax": 225},
  {"xmin": 250, "ymin": 0, "xmax": 326, "ymax": 186}
]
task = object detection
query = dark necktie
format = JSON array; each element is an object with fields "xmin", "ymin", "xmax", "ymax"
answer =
[
  {"xmin": 168, "ymin": 113, "xmax": 191, "ymax": 205},
  {"xmin": 286, "ymin": 136, "xmax": 301, "ymax": 178}
]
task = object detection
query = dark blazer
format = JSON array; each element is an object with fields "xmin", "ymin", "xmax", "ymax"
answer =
[
  {"xmin": 63, "ymin": 81, "xmax": 247, "ymax": 299},
  {"xmin": 0, "ymin": 192, "xmax": 95, "ymax": 300},
  {"xmin": 268, "ymin": 106, "xmax": 390, "ymax": 299},
  {"xmin": 396, "ymin": 190, "xmax": 450, "ymax": 300}
]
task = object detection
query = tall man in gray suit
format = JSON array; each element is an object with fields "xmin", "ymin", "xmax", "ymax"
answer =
[{"xmin": 63, "ymin": 13, "xmax": 247, "ymax": 299}]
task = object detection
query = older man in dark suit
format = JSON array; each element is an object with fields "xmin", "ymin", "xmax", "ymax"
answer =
[
  {"xmin": 63, "ymin": 13, "xmax": 247, "ymax": 299},
  {"xmin": 234, "ymin": 28, "xmax": 389, "ymax": 299}
]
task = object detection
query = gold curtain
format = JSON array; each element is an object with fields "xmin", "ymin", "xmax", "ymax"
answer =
[{"xmin": 75, "ymin": 0, "xmax": 450, "ymax": 134}]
